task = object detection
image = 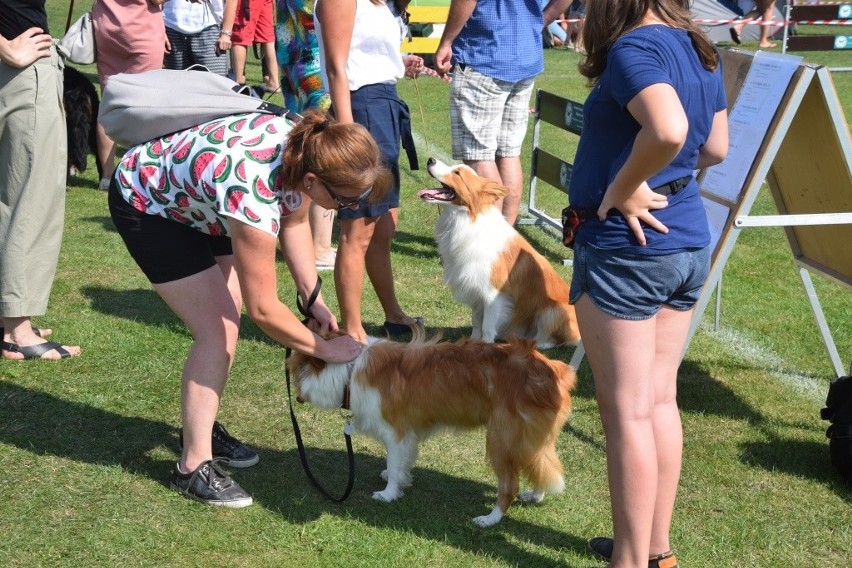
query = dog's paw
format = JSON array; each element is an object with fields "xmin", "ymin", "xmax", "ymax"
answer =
[
  {"xmin": 518, "ymin": 490, "xmax": 545, "ymax": 503},
  {"xmin": 472, "ymin": 507, "xmax": 504, "ymax": 527},
  {"xmin": 372, "ymin": 488, "xmax": 402, "ymax": 502}
]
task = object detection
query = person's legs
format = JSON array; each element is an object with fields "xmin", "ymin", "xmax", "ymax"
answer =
[
  {"xmin": 0, "ymin": 49, "xmax": 79, "ymax": 359},
  {"xmin": 364, "ymin": 208, "xmax": 410, "ymax": 324},
  {"xmin": 336, "ymin": 216, "xmax": 377, "ymax": 343},
  {"xmin": 646, "ymin": 306, "xmax": 693, "ymax": 557},
  {"xmin": 496, "ymin": 156, "xmax": 524, "ymax": 225},
  {"xmin": 230, "ymin": 44, "xmax": 249, "ymax": 85},
  {"xmin": 310, "ymin": 203, "xmax": 336, "ymax": 267},
  {"xmin": 153, "ymin": 262, "xmax": 241, "ymax": 473},
  {"xmin": 758, "ymin": 0, "xmax": 777, "ymax": 48},
  {"xmin": 575, "ymin": 294, "xmax": 658, "ymax": 567},
  {"xmin": 261, "ymin": 42, "xmax": 280, "ymax": 91},
  {"xmin": 95, "ymin": 121, "xmax": 117, "ymax": 188}
]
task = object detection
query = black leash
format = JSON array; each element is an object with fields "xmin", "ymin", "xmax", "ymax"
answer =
[{"xmin": 285, "ymin": 275, "xmax": 356, "ymax": 502}]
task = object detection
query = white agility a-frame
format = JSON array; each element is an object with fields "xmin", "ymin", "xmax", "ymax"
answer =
[{"xmin": 692, "ymin": 48, "xmax": 852, "ymax": 378}]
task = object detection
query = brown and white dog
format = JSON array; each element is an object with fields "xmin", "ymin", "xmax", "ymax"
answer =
[
  {"xmin": 287, "ymin": 334, "xmax": 576, "ymax": 526},
  {"xmin": 419, "ymin": 158, "xmax": 581, "ymax": 348}
]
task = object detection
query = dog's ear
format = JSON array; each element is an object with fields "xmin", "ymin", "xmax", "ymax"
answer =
[{"xmin": 457, "ymin": 167, "xmax": 509, "ymax": 203}]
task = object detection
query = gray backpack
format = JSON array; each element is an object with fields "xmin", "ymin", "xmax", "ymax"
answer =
[{"xmin": 98, "ymin": 68, "xmax": 298, "ymax": 147}]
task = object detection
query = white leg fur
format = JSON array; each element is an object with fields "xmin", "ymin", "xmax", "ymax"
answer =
[
  {"xmin": 481, "ymin": 294, "xmax": 512, "ymax": 343},
  {"xmin": 373, "ymin": 433, "xmax": 418, "ymax": 502},
  {"xmin": 473, "ymin": 506, "xmax": 505, "ymax": 527},
  {"xmin": 518, "ymin": 490, "xmax": 546, "ymax": 503}
]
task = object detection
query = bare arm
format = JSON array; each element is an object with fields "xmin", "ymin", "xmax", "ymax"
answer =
[
  {"xmin": 696, "ymin": 109, "xmax": 729, "ymax": 169},
  {"xmin": 598, "ymin": 83, "xmax": 688, "ymax": 245},
  {"xmin": 542, "ymin": 0, "xmax": 574, "ymax": 26},
  {"xmin": 278, "ymin": 196, "xmax": 339, "ymax": 336},
  {"xmin": 434, "ymin": 0, "xmax": 477, "ymax": 75},
  {"xmin": 315, "ymin": 0, "xmax": 356, "ymax": 123},
  {"xmin": 230, "ymin": 220, "xmax": 362, "ymax": 362},
  {"xmin": 0, "ymin": 28, "xmax": 52, "ymax": 68}
]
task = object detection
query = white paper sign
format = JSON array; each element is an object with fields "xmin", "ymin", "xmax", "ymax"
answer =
[{"xmin": 702, "ymin": 51, "xmax": 803, "ymax": 202}]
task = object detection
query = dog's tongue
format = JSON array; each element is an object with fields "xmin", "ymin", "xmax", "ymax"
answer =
[{"xmin": 417, "ymin": 188, "xmax": 454, "ymax": 201}]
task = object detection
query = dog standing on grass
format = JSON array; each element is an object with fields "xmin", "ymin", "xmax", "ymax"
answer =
[
  {"xmin": 288, "ymin": 333, "xmax": 577, "ymax": 527},
  {"xmin": 419, "ymin": 157, "xmax": 581, "ymax": 348},
  {"xmin": 63, "ymin": 66, "xmax": 101, "ymax": 180}
]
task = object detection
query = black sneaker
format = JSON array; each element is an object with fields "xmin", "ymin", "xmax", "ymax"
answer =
[
  {"xmin": 171, "ymin": 459, "xmax": 253, "ymax": 508},
  {"xmin": 178, "ymin": 421, "xmax": 259, "ymax": 468}
]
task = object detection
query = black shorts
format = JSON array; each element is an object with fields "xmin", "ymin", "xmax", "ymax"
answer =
[{"xmin": 108, "ymin": 182, "xmax": 233, "ymax": 284}]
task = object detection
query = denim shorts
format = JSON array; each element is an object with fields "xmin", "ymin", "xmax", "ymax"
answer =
[{"xmin": 569, "ymin": 243, "xmax": 711, "ymax": 320}]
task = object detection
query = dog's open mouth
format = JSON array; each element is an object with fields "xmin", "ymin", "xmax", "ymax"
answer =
[{"xmin": 417, "ymin": 186, "xmax": 456, "ymax": 203}]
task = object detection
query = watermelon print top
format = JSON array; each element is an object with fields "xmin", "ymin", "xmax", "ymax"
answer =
[{"xmin": 115, "ymin": 112, "xmax": 303, "ymax": 237}]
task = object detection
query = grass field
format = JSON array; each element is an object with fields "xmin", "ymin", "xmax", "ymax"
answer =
[{"xmin": 1, "ymin": 3, "xmax": 850, "ymax": 567}]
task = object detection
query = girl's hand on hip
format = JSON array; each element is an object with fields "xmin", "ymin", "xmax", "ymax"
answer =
[{"xmin": 598, "ymin": 181, "xmax": 669, "ymax": 246}]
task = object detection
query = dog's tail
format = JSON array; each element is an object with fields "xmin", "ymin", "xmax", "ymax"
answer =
[{"xmin": 525, "ymin": 444, "xmax": 566, "ymax": 494}]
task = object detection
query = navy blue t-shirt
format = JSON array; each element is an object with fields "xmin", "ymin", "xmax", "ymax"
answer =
[{"xmin": 569, "ymin": 25, "xmax": 727, "ymax": 253}]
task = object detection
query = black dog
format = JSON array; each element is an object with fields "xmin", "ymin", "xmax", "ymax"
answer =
[{"xmin": 63, "ymin": 66, "xmax": 101, "ymax": 180}]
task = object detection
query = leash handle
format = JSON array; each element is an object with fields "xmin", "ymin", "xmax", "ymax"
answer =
[
  {"xmin": 285, "ymin": 274, "xmax": 356, "ymax": 502},
  {"xmin": 296, "ymin": 275, "xmax": 323, "ymax": 323}
]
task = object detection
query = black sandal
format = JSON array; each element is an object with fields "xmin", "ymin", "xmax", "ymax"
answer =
[
  {"xmin": 588, "ymin": 537, "xmax": 679, "ymax": 568},
  {"xmin": 1, "ymin": 340, "xmax": 71, "ymax": 360}
]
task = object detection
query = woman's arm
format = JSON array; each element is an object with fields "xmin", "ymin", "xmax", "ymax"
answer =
[
  {"xmin": 230, "ymin": 220, "xmax": 362, "ymax": 362},
  {"xmin": 598, "ymin": 82, "xmax": 688, "ymax": 245},
  {"xmin": 278, "ymin": 198, "xmax": 339, "ymax": 336},
  {"xmin": 697, "ymin": 109, "xmax": 729, "ymax": 169},
  {"xmin": 315, "ymin": 0, "xmax": 356, "ymax": 123}
]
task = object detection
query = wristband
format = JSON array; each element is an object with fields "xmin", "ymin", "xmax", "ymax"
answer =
[{"xmin": 220, "ymin": 29, "xmax": 232, "ymax": 36}]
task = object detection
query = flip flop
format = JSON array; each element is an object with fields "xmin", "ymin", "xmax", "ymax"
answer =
[
  {"xmin": 382, "ymin": 316, "xmax": 425, "ymax": 337},
  {"xmin": 729, "ymin": 27, "xmax": 741, "ymax": 45},
  {"xmin": 2, "ymin": 340, "xmax": 72, "ymax": 360}
]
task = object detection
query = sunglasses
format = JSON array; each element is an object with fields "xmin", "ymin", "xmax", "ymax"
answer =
[{"xmin": 321, "ymin": 180, "xmax": 373, "ymax": 210}]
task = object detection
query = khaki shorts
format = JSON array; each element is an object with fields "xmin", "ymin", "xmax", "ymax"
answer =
[{"xmin": 449, "ymin": 64, "xmax": 534, "ymax": 162}]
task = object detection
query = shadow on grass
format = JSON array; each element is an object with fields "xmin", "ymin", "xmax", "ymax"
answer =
[
  {"xmin": 388, "ymin": 228, "xmax": 442, "ymax": 260},
  {"xmin": 739, "ymin": 438, "xmax": 852, "ymax": 501},
  {"xmin": 243, "ymin": 446, "xmax": 587, "ymax": 566},
  {"xmin": 0, "ymin": 382, "xmax": 175, "ymax": 485},
  {"xmin": 0, "ymin": 382, "xmax": 586, "ymax": 566},
  {"xmin": 81, "ymin": 285, "xmax": 186, "ymax": 335}
]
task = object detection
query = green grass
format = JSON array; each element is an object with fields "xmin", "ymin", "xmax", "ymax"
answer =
[{"xmin": 1, "ymin": 3, "xmax": 849, "ymax": 566}]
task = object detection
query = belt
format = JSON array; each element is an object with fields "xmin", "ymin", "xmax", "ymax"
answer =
[{"xmin": 651, "ymin": 175, "xmax": 693, "ymax": 196}]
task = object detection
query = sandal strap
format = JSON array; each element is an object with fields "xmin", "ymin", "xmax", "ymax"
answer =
[{"xmin": 1, "ymin": 340, "xmax": 70, "ymax": 359}]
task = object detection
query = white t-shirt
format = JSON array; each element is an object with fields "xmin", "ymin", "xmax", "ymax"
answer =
[
  {"xmin": 315, "ymin": 0, "xmax": 404, "ymax": 92},
  {"xmin": 163, "ymin": 0, "xmax": 223, "ymax": 34}
]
